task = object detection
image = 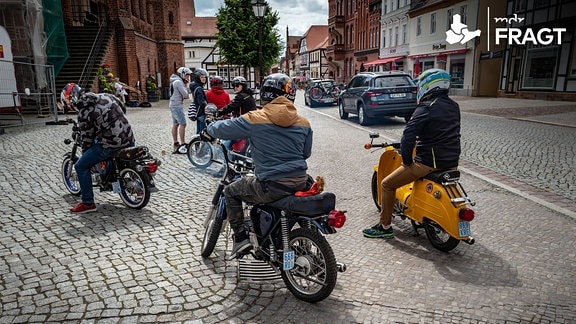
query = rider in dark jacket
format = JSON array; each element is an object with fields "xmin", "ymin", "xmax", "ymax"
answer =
[
  {"xmin": 363, "ymin": 68, "xmax": 461, "ymax": 239},
  {"xmin": 218, "ymin": 76, "xmax": 257, "ymax": 117}
]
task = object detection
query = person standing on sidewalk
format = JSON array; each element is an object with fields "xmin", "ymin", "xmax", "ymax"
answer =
[
  {"xmin": 189, "ymin": 68, "xmax": 209, "ymax": 134},
  {"xmin": 363, "ymin": 68, "xmax": 461, "ymax": 238},
  {"xmin": 70, "ymin": 92, "xmax": 135, "ymax": 213},
  {"xmin": 169, "ymin": 67, "xmax": 192, "ymax": 154}
]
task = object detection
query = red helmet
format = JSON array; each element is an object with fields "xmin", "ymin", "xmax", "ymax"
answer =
[{"xmin": 210, "ymin": 75, "xmax": 224, "ymax": 87}]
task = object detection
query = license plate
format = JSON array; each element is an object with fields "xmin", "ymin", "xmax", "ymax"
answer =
[
  {"xmin": 283, "ymin": 250, "xmax": 295, "ymax": 270},
  {"xmin": 458, "ymin": 221, "xmax": 471, "ymax": 237},
  {"xmin": 322, "ymin": 98, "xmax": 334, "ymax": 103},
  {"xmin": 390, "ymin": 93, "xmax": 406, "ymax": 98}
]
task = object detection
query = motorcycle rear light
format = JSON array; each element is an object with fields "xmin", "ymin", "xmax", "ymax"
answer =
[
  {"xmin": 459, "ymin": 208, "xmax": 475, "ymax": 221},
  {"xmin": 146, "ymin": 161, "xmax": 159, "ymax": 173},
  {"xmin": 328, "ymin": 210, "xmax": 346, "ymax": 228}
]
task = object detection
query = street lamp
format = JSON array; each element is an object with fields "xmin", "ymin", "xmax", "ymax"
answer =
[{"xmin": 252, "ymin": 0, "xmax": 267, "ymax": 91}]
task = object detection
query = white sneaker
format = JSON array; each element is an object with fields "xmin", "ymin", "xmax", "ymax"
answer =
[{"xmin": 177, "ymin": 145, "xmax": 188, "ymax": 154}]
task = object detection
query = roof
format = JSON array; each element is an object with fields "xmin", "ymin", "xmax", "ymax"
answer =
[
  {"xmin": 301, "ymin": 25, "xmax": 328, "ymax": 52},
  {"xmin": 181, "ymin": 17, "xmax": 218, "ymax": 38}
]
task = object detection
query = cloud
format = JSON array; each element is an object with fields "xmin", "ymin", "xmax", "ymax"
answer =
[{"xmin": 194, "ymin": 0, "xmax": 328, "ymax": 40}]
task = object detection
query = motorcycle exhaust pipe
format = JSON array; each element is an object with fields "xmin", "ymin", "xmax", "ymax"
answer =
[
  {"xmin": 336, "ymin": 262, "xmax": 347, "ymax": 273},
  {"xmin": 463, "ymin": 237, "xmax": 475, "ymax": 245}
]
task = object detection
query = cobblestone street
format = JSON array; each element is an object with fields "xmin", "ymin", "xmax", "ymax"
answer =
[{"xmin": 0, "ymin": 92, "xmax": 575, "ymax": 323}]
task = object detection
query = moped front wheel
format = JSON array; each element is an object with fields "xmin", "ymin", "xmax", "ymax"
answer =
[
  {"xmin": 187, "ymin": 137, "xmax": 214, "ymax": 169},
  {"xmin": 281, "ymin": 227, "xmax": 337, "ymax": 303},
  {"xmin": 423, "ymin": 219, "xmax": 460, "ymax": 252},
  {"xmin": 201, "ymin": 204, "xmax": 224, "ymax": 258},
  {"xmin": 371, "ymin": 171, "xmax": 381, "ymax": 211},
  {"xmin": 61, "ymin": 157, "xmax": 81, "ymax": 196},
  {"xmin": 118, "ymin": 168, "xmax": 150, "ymax": 209}
]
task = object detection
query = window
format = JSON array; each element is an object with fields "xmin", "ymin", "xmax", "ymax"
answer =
[
  {"xmin": 416, "ymin": 17, "xmax": 421, "ymax": 36},
  {"xmin": 382, "ymin": 32, "xmax": 386, "ymax": 49},
  {"xmin": 447, "ymin": 9, "xmax": 454, "ymax": 30},
  {"xmin": 402, "ymin": 24, "xmax": 407, "ymax": 44},
  {"xmin": 168, "ymin": 11, "xmax": 174, "ymax": 25},
  {"xmin": 460, "ymin": 5, "xmax": 467, "ymax": 24},
  {"xmin": 430, "ymin": 13, "xmax": 436, "ymax": 34},
  {"xmin": 384, "ymin": 0, "xmax": 388, "ymax": 14},
  {"xmin": 522, "ymin": 47, "xmax": 558, "ymax": 89},
  {"xmin": 394, "ymin": 26, "xmax": 399, "ymax": 46},
  {"xmin": 389, "ymin": 29, "xmax": 393, "ymax": 47}
]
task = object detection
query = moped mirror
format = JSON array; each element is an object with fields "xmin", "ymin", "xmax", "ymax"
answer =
[{"xmin": 369, "ymin": 133, "xmax": 380, "ymax": 139}]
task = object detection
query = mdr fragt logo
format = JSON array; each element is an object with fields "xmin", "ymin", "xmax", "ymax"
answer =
[{"xmin": 445, "ymin": 8, "xmax": 567, "ymax": 50}]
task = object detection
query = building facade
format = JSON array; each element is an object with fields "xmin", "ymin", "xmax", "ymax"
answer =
[{"xmin": 497, "ymin": 0, "xmax": 576, "ymax": 100}]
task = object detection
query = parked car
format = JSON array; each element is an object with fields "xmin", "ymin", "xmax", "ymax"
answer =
[
  {"xmin": 338, "ymin": 71, "xmax": 417, "ymax": 125},
  {"xmin": 304, "ymin": 79, "xmax": 342, "ymax": 107}
]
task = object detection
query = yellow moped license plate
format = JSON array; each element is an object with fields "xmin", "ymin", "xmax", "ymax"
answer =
[{"xmin": 458, "ymin": 221, "xmax": 471, "ymax": 237}]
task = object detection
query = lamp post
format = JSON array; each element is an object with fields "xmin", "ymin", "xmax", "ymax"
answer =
[{"xmin": 252, "ymin": 0, "xmax": 267, "ymax": 91}]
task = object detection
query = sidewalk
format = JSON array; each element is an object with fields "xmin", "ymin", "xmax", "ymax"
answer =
[{"xmin": 452, "ymin": 96, "xmax": 576, "ymax": 128}]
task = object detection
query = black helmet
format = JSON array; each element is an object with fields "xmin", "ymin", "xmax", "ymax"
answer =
[
  {"xmin": 260, "ymin": 73, "xmax": 296, "ymax": 102},
  {"xmin": 231, "ymin": 76, "xmax": 247, "ymax": 88},
  {"xmin": 210, "ymin": 75, "xmax": 224, "ymax": 87},
  {"xmin": 193, "ymin": 68, "xmax": 208, "ymax": 84}
]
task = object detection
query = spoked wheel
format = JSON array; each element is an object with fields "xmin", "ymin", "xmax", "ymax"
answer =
[
  {"xmin": 371, "ymin": 171, "xmax": 381, "ymax": 211},
  {"xmin": 187, "ymin": 137, "xmax": 214, "ymax": 168},
  {"xmin": 200, "ymin": 197, "xmax": 226, "ymax": 258},
  {"xmin": 423, "ymin": 219, "xmax": 460, "ymax": 252},
  {"xmin": 309, "ymin": 87, "xmax": 324, "ymax": 100},
  {"xmin": 61, "ymin": 157, "xmax": 81, "ymax": 196},
  {"xmin": 281, "ymin": 228, "xmax": 337, "ymax": 303},
  {"xmin": 118, "ymin": 168, "xmax": 150, "ymax": 209}
]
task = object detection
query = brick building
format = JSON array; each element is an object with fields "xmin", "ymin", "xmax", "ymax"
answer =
[{"xmin": 59, "ymin": 0, "xmax": 184, "ymax": 100}]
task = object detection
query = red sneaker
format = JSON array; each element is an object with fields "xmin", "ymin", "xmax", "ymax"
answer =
[{"xmin": 70, "ymin": 203, "xmax": 97, "ymax": 213}]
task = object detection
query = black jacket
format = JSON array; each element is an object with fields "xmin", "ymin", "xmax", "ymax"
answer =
[
  {"xmin": 220, "ymin": 88, "xmax": 257, "ymax": 117},
  {"xmin": 189, "ymin": 81, "xmax": 207, "ymax": 117},
  {"xmin": 400, "ymin": 92, "xmax": 461, "ymax": 169}
]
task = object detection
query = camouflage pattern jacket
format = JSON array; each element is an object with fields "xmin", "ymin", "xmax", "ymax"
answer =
[{"xmin": 76, "ymin": 92, "xmax": 134, "ymax": 150}]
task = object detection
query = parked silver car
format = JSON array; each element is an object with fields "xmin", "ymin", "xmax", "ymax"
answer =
[{"xmin": 338, "ymin": 71, "xmax": 417, "ymax": 125}]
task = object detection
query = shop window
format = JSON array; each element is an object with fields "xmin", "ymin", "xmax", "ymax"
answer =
[
  {"xmin": 450, "ymin": 59, "xmax": 465, "ymax": 89},
  {"xmin": 423, "ymin": 60, "xmax": 434, "ymax": 72},
  {"xmin": 522, "ymin": 47, "xmax": 557, "ymax": 89},
  {"xmin": 570, "ymin": 37, "xmax": 576, "ymax": 78}
]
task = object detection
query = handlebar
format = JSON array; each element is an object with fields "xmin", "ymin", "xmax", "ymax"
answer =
[{"xmin": 364, "ymin": 142, "xmax": 401, "ymax": 150}]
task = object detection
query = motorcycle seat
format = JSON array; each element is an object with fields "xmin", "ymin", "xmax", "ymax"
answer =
[
  {"xmin": 114, "ymin": 146, "xmax": 149, "ymax": 160},
  {"xmin": 424, "ymin": 170, "xmax": 460, "ymax": 183},
  {"xmin": 268, "ymin": 192, "xmax": 336, "ymax": 216}
]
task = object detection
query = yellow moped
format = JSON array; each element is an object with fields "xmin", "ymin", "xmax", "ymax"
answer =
[{"xmin": 365, "ymin": 133, "xmax": 476, "ymax": 252}]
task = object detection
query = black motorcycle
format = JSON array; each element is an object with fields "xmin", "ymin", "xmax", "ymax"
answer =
[
  {"xmin": 61, "ymin": 119, "xmax": 161, "ymax": 209},
  {"xmin": 200, "ymin": 138, "xmax": 347, "ymax": 303}
]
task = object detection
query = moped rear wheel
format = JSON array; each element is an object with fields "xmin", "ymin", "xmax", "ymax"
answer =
[
  {"xmin": 423, "ymin": 219, "xmax": 460, "ymax": 252},
  {"xmin": 61, "ymin": 157, "xmax": 81, "ymax": 196},
  {"xmin": 118, "ymin": 168, "xmax": 150, "ymax": 209},
  {"xmin": 281, "ymin": 228, "xmax": 337, "ymax": 303}
]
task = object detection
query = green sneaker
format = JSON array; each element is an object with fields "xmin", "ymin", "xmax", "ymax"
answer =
[{"xmin": 362, "ymin": 224, "xmax": 394, "ymax": 238}]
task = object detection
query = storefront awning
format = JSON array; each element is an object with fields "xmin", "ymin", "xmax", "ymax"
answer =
[
  {"xmin": 363, "ymin": 56, "xmax": 403, "ymax": 67},
  {"xmin": 409, "ymin": 48, "xmax": 469, "ymax": 59}
]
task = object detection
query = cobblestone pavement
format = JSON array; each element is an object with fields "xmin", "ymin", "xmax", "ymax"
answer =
[{"xmin": 0, "ymin": 92, "xmax": 575, "ymax": 323}]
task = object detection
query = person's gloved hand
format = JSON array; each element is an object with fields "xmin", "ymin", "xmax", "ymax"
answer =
[
  {"xmin": 205, "ymin": 115, "xmax": 215, "ymax": 125},
  {"xmin": 200, "ymin": 129, "xmax": 214, "ymax": 142}
]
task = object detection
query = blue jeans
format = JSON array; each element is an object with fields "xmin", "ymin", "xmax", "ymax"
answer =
[
  {"xmin": 196, "ymin": 115, "xmax": 206, "ymax": 134},
  {"xmin": 75, "ymin": 144, "xmax": 117, "ymax": 204}
]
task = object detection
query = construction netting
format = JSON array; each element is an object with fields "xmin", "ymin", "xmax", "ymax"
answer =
[{"xmin": 43, "ymin": 0, "xmax": 69, "ymax": 77}]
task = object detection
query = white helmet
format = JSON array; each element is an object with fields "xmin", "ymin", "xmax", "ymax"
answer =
[{"xmin": 177, "ymin": 67, "xmax": 192, "ymax": 79}]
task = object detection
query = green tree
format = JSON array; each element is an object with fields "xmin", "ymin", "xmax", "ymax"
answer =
[{"xmin": 216, "ymin": 0, "xmax": 282, "ymax": 77}]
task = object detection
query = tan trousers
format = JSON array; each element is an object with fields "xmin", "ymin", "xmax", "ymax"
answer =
[{"xmin": 379, "ymin": 161, "xmax": 438, "ymax": 225}]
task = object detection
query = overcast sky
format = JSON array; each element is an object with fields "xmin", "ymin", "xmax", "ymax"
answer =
[{"xmin": 194, "ymin": 0, "xmax": 328, "ymax": 42}]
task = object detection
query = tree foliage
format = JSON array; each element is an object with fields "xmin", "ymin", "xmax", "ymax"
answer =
[{"xmin": 216, "ymin": 0, "xmax": 283, "ymax": 73}]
